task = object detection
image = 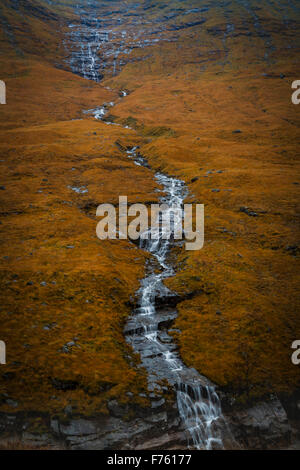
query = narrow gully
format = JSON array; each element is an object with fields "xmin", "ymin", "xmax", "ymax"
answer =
[{"xmin": 123, "ymin": 148, "xmax": 229, "ymax": 450}]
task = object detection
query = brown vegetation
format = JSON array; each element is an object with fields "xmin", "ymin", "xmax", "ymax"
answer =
[{"xmin": 0, "ymin": 0, "xmax": 299, "ymax": 425}]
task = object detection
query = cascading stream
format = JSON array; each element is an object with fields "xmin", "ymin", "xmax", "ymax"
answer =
[
  {"xmin": 125, "ymin": 151, "xmax": 229, "ymax": 450},
  {"xmin": 65, "ymin": 5, "xmax": 234, "ymax": 450},
  {"xmin": 65, "ymin": 3, "xmax": 107, "ymax": 82}
]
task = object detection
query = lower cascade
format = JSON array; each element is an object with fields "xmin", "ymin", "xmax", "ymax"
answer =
[
  {"xmin": 177, "ymin": 384, "xmax": 225, "ymax": 450},
  {"xmin": 124, "ymin": 148, "xmax": 231, "ymax": 450}
]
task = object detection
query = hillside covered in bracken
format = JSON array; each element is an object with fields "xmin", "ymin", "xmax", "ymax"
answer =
[{"xmin": 0, "ymin": 0, "xmax": 299, "ymax": 450}]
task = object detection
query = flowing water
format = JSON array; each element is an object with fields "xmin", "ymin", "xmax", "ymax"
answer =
[
  {"xmin": 65, "ymin": 5, "xmax": 233, "ymax": 450},
  {"xmin": 65, "ymin": 3, "xmax": 107, "ymax": 81},
  {"xmin": 124, "ymin": 149, "xmax": 229, "ymax": 450}
]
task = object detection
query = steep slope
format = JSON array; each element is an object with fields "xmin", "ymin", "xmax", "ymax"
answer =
[{"xmin": 0, "ymin": 0, "xmax": 299, "ymax": 449}]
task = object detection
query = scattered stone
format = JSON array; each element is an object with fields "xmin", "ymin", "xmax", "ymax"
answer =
[
  {"xmin": 285, "ymin": 245, "xmax": 298, "ymax": 256},
  {"xmin": 233, "ymin": 129, "xmax": 242, "ymax": 134},
  {"xmin": 51, "ymin": 378, "xmax": 79, "ymax": 391},
  {"xmin": 240, "ymin": 206, "xmax": 259, "ymax": 217},
  {"xmin": 149, "ymin": 392, "xmax": 161, "ymax": 399},
  {"xmin": 151, "ymin": 398, "xmax": 165, "ymax": 409},
  {"xmin": 43, "ymin": 323, "xmax": 57, "ymax": 331},
  {"xmin": 68, "ymin": 185, "xmax": 88, "ymax": 194},
  {"xmin": 61, "ymin": 342, "xmax": 75, "ymax": 353},
  {"xmin": 6, "ymin": 399, "xmax": 18, "ymax": 408},
  {"xmin": 221, "ymin": 228, "xmax": 236, "ymax": 236}
]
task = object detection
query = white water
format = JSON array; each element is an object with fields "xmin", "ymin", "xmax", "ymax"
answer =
[
  {"xmin": 65, "ymin": 4, "xmax": 233, "ymax": 450},
  {"xmin": 65, "ymin": 2, "xmax": 169, "ymax": 81},
  {"xmin": 65, "ymin": 4, "xmax": 107, "ymax": 81},
  {"xmin": 124, "ymin": 149, "xmax": 229, "ymax": 450}
]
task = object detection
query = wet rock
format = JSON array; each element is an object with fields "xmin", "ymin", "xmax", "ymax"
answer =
[
  {"xmin": 281, "ymin": 390, "xmax": 300, "ymax": 423},
  {"xmin": 151, "ymin": 398, "xmax": 165, "ymax": 409},
  {"xmin": 50, "ymin": 419, "xmax": 60, "ymax": 434},
  {"xmin": 22, "ymin": 432, "xmax": 52, "ymax": 447},
  {"xmin": 60, "ymin": 419, "xmax": 98, "ymax": 437},
  {"xmin": 227, "ymin": 397, "xmax": 291, "ymax": 449},
  {"xmin": 135, "ymin": 430, "xmax": 185, "ymax": 450},
  {"xmin": 52, "ymin": 413, "xmax": 177, "ymax": 450},
  {"xmin": 107, "ymin": 400, "xmax": 128, "ymax": 418}
]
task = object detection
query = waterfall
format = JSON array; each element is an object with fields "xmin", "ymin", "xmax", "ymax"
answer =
[
  {"xmin": 64, "ymin": 4, "xmax": 234, "ymax": 450},
  {"xmin": 65, "ymin": 5, "xmax": 105, "ymax": 81},
  {"xmin": 176, "ymin": 384, "xmax": 224, "ymax": 450}
]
